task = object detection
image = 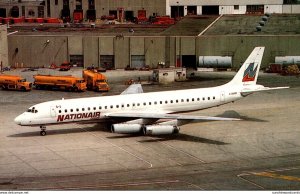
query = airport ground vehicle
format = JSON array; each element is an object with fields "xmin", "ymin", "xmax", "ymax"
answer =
[
  {"xmin": 59, "ymin": 62, "xmax": 71, "ymax": 71},
  {"xmin": 33, "ymin": 75, "xmax": 86, "ymax": 92},
  {"xmin": 82, "ymin": 70, "xmax": 110, "ymax": 92},
  {"xmin": 0, "ymin": 74, "xmax": 32, "ymax": 91}
]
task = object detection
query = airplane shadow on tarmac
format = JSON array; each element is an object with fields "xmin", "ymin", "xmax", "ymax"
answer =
[
  {"xmin": 216, "ymin": 110, "xmax": 268, "ymax": 123},
  {"xmin": 9, "ymin": 111, "xmax": 267, "ymax": 140},
  {"xmin": 8, "ymin": 123, "xmax": 111, "ymax": 138}
]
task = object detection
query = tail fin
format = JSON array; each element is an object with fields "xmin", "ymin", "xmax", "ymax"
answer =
[{"xmin": 229, "ymin": 47, "xmax": 265, "ymax": 86}]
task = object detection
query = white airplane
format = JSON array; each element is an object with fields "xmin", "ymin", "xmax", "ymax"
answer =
[{"xmin": 15, "ymin": 47, "xmax": 288, "ymax": 136}]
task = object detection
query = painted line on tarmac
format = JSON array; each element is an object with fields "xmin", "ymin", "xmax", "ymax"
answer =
[
  {"xmin": 81, "ymin": 127, "xmax": 153, "ymax": 168},
  {"xmin": 237, "ymin": 174, "xmax": 265, "ymax": 189},
  {"xmin": 253, "ymin": 172, "xmax": 300, "ymax": 182}
]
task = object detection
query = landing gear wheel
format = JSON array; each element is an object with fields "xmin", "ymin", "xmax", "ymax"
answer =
[
  {"xmin": 40, "ymin": 130, "xmax": 46, "ymax": 136},
  {"xmin": 40, "ymin": 126, "xmax": 46, "ymax": 136}
]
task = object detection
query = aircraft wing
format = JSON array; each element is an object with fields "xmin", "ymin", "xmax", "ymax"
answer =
[
  {"xmin": 121, "ymin": 84, "xmax": 144, "ymax": 95},
  {"xmin": 106, "ymin": 112, "xmax": 241, "ymax": 121},
  {"xmin": 241, "ymin": 86, "xmax": 289, "ymax": 96}
]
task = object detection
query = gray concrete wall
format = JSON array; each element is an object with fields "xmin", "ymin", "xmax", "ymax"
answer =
[
  {"xmin": 7, "ymin": 34, "xmax": 300, "ymax": 69},
  {"xmin": 83, "ymin": 36, "xmax": 99, "ymax": 66},
  {"xmin": 8, "ymin": 35, "xmax": 68, "ymax": 68},
  {"xmin": 145, "ymin": 37, "xmax": 166, "ymax": 67},
  {"xmin": 114, "ymin": 37, "xmax": 130, "ymax": 69},
  {"xmin": 0, "ymin": 25, "xmax": 8, "ymax": 67},
  {"xmin": 197, "ymin": 35, "xmax": 300, "ymax": 69},
  {"xmin": 68, "ymin": 36, "xmax": 83, "ymax": 55},
  {"xmin": 99, "ymin": 37, "xmax": 114, "ymax": 55}
]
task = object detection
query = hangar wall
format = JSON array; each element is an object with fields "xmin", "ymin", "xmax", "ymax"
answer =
[
  {"xmin": 196, "ymin": 36, "xmax": 300, "ymax": 69},
  {"xmin": 0, "ymin": 25, "xmax": 8, "ymax": 68},
  {"xmin": 7, "ymin": 35, "xmax": 300, "ymax": 69},
  {"xmin": 8, "ymin": 36, "xmax": 68, "ymax": 68}
]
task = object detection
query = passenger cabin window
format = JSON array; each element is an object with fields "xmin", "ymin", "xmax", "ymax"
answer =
[
  {"xmin": 70, "ymin": 109, "xmax": 73, "ymax": 112},
  {"xmin": 99, "ymin": 106, "xmax": 102, "ymax": 110},
  {"xmin": 65, "ymin": 109, "xmax": 67, "ymax": 113},
  {"xmin": 76, "ymin": 108, "xmax": 79, "ymax": 112},
  {"xmin": 59, "ymin": 110, "xmax": 62, "ymax": 113},
  {"xmin": 208, "ymin": 97, "xmax": 210, "ymax": 100},
  {"xmin": 110, "ymin": 105, "xmax": 113, "ymax": 109},
  {"xmin": 93, "ymin": 107, "xmax": 96, "ymax": 110},
  {"xmin": 82, "ymin": 108, "xmax": 85, "ymax": 111}
]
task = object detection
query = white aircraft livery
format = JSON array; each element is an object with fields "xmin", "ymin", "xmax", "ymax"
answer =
[{"xmin": 15, "ymin": 47, "xmax": 288, "ymax": 136}]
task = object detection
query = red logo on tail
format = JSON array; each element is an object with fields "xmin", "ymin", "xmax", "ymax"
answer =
[{"xmin": 242, "ymin": 63, "xmax": 257, "ymax": 82}]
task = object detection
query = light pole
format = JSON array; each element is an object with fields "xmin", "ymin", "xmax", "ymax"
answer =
[{"xmin": 177, "ymin": 1, "xmax": 179, "ymax": 18}]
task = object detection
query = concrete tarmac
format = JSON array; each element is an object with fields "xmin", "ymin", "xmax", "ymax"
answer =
[{"xmin": 0, "ymin": 69, "xmax": 299, "ymax": 190}]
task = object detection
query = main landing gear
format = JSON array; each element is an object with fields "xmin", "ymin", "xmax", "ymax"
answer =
[{"xmin": 40, "ymin": 125, "xmax": 46, "ymax": 136}]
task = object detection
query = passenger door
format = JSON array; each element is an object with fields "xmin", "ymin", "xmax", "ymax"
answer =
[
  {"xmin": 50, "ymin": 106, "xmax": 57, "ymax": 117},
  {"xmin": 220, "ymin": 91, "xmax": 225, "ymax": 102}
]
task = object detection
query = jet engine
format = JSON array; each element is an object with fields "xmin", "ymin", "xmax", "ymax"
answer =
[
  {"xmin": 143, "ymin": 125, "xmax": 180, "ymax": 135},
  {"xmin": 111, "ymin": 124, "xmax": 143, "ymax": 134}
]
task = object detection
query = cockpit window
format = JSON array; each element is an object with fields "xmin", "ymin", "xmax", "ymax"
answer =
[
  {"xmin": 18, "ymin": 79, "xmax": 26, "ymax": 82},
  {"xmin": 76, "ymin": 80, "xmax": 85, "ymax": 83},
  {"xmin": 27, "ymin": 107, "xmax": 38, "ymax": 113},
  {"xmin": 96, "ymin": 79, "xmax": 106, "ymax": 83}
]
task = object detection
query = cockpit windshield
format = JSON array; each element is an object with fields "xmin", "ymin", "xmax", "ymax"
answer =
[
  {"xmin": 18, "ymin": 79, "xmax": 26, "ymax": 82},
  {"xmin": 96, "ymin": 79, "xmax": 106, "ymax": 83},
  {"xmin": 27, "ymin": 107, "xmax": 38, "ymax": 113},
  {"xmin": 76, "ymin": 80, "xmax": 85, "ymax": 83}
]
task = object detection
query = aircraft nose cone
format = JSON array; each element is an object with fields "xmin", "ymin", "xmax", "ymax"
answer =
[{"xmin": 14, "ymin": 115, "xmax": 22, "ymax": 125}]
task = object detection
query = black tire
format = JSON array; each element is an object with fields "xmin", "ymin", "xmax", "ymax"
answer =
[
  {"xmin": 73, "ymin": 87, "xmax": 78, "ymax": 92},
  {"xmin": 21, "ymin": 87, "xmax": 26, "ymax": 92},
  {"xmin": 40, "ymin": 131, "xmax": 46, "ymax": 136},
  {"xmin": 35, "ymin": 84, "xmax": 40, "ymax": 90}
]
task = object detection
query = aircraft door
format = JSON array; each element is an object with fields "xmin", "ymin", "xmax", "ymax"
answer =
[
  {"xmin": 50, "ymin": 106, "xmax": 57, "ymax": 117},
  {"xmin": 220, "ymin": 91, "xmax": 225, "ymax": 102}
]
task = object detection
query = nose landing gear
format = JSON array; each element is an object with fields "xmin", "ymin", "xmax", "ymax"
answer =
[{"xmin": 40, "ymin": 125, "xmax": 46, "ymax": 136}]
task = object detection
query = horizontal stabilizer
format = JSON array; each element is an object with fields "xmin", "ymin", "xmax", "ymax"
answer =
[{"xmin": 241, "ymin": 86, "xmax": 289, "ymax": 96}]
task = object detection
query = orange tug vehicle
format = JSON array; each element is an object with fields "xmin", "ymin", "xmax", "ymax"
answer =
[
  {"xmin": 0, "ymin": 74, "xmax": 32, "ymax": 91},
  {"xmin": 82, "ymin": 70, "xmax": 110, "ymax": 92},
  {"xmin": 33, "ymin": 75, "xmax": 87, "ymax": 92}
]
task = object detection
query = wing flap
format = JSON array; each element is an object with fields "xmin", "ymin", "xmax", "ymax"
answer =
[{"xmin": 106, "ymin": 112, "xmax": 240, "ymax": 121}]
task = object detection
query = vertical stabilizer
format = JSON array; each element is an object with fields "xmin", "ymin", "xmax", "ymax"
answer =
[{"xmin": 229, "ymin": 47, "xmax": 265, "ymax": 86}]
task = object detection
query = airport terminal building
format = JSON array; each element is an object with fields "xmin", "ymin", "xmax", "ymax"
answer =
[
  {"xmin": 1, "ymin": 0, "xmax": 300, "ymax": 20},
  {"xmin": 1, "ymin": 0, "xmax": 300, "ymax": 69}
]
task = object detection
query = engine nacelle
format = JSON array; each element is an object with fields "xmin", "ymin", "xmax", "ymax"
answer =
[
  {"xmin": 143, "ymin": 125, "xmax": 180, "ymax": 135},
  {"xmin": 111, "ymin": 124, "xmax": 143, "ymax": 134}
]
